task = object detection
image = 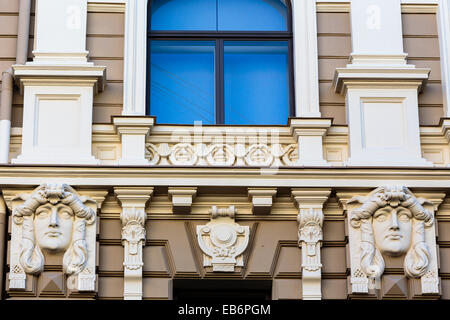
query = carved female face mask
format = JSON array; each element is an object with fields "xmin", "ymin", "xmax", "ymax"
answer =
[
  {"xmin": 372, "ymin": 206, "xmax": 412, "ymax": 256},
  {"xmin": 34, "ymin": 203, "xmax": 74, "ymax": 252}
]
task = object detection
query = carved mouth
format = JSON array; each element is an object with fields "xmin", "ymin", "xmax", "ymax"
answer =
[
  {"xmin": 385, "ymin": 234, "xmax": 402, "ymax": 240},
  {"xmin": 45, "ymin": 231, "xmax": 62, "ymax": 237}
]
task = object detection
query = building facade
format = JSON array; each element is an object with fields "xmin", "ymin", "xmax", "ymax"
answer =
[{"xmin": 0, "ymin": 0, "xmax": 450, "ymax": 300}]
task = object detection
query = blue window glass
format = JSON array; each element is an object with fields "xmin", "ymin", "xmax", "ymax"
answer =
[
  {"xmin": 150, "ymin": 41, "xmax": 215, "ymax": 124},
  {"xmin": 150, "ymin": 0, "xmax": 216, "ymax": 31},
  {"xmin": 148, "ymin": 0, "xmax": 292, "ymax": 125},
  {"xmin": 224, "ymin": 41, "xmax": 289, "ymax": 125},
  {"xmin": 150, "ymin": 0, "xmax": 287, "ymax": 32},
  {"xmin": 218, "ymin": 0, "xmax": 287, "ymax": 31}
]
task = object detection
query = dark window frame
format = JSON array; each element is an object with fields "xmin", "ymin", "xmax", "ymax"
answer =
[{"xmin": 147, "ymin": 0, "xmax": 295, "ymax": 125}]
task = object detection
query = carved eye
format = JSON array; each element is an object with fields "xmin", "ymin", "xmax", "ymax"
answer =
[
  {"xmin": 374, "ymin": 212, "xmax": 387, "ymax": 222},
  {"xmin": 59, "ymin": 208, "xmax": 73, "ymax": 220},
  {"xmin": 35, "ymin": 208, "xmax": 50, "ymax": 219},
  {"xmin": 398, "ymin": 211, "xmax": 412, "ymax": 222}
]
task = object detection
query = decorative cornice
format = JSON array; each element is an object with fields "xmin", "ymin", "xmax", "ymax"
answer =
[
  {"xmin": 12, "ymin": 64, "xmax": 106, "ymax": 94},
  {"xmin": 333, "ymin": 67, "xmax": 431, "ymax": 95},
  {"xmin": 3, "ymin": 167, "xmax": 450, "ymax": 188}
]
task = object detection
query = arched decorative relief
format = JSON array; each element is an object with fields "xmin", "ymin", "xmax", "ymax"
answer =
[
  {"xmin": 197, "ymin": 206, "xmax": 250, "ymax": 272},
  {"xmin": 8, "ymin": 184, "xmax": 98, "ymax": 292},
  {"xmin": 346, "ymin": 186, "xmax": 440, "ymax": 295}
]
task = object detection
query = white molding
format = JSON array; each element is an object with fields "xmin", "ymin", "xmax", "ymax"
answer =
[
  {"xmin": 12, "ymin": 65, "xmax": 105, "ymax": 165},
  {"xmin": 438, "ymin": 0, "xmax": 450, "ymax": 117},
  {"xmin": 122, "ymin": 0, "xmax": 148, "ymax": 115},
  {"xmin": 33, "ymin": 0, "xmax": 91, "ymax": 66},
  {"xmin": 0, "ymin": 120, "xmax": 11, "ymax": 164},
  {"xmin": 292, "ymin": 0, "xmax": 321, "ymax": 117}
]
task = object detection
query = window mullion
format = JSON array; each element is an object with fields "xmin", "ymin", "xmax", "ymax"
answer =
[{"xmin": 215, "ymin": 39, "xmax": 225, "ymax": 124}]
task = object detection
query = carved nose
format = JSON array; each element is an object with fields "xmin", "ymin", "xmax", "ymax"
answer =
[
  {"xmin": 49, "ymin": 207, "xmax": 59, "ymax": 227},
  {"xmin": 389, "ymin": 210, "xmax": 399, "ymax": 230}
]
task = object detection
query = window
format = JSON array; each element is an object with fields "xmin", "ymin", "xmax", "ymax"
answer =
[{"xmin": 148, "ymin": 0, "xmax": 293, "ymax": 125}]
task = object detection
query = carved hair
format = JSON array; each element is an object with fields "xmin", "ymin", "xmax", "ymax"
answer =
[
  {"xmin": 349, "ymin": 186, "xmax": 433, "ymax": 279},
  {"xmin": 13, "ymin": 184, "xmax": 95, "ymax": 276}
]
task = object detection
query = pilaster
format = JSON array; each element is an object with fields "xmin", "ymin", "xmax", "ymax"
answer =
[
  {"xmin": 114, "ymin": 187, "xmax": 154, "ymax": 300},
  {"xmin": 333, "ymin": 0, "xmax": 431, "ymax": 167},
  {"xmin": 11, "ymin": 0, "xmax": 105, "ymax": 165},
  {"xmin": 291, "ymin": 0, "xmax": 321, "ymax": 117},
  {"xmin": 291, "ymin": 188, "xmax": 331, "ymax": 300},
  {"xmin": 123, "ymin": 0, "xmax": 148, "ymax": 115}
]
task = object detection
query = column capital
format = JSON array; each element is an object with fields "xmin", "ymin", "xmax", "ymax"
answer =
[
  {"xmin": 113, "ymin": 117, "xmax": 155, "ymax": 165},
  {"xmin": 291, "ymin": 188, "xmax": 331, "ymax": 209},
  {"xmin": 289, "ymin": 118, "xmax": 332, "ymax": 138},
  {"xmin": 113, "ymin": 116, "xmax": 155, "ymax": 135},
  {"xmin": 114, "ymin": 187, "xmax": 154, "ymax": 207}
]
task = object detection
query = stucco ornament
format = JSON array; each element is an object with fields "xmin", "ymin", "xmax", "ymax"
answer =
[
  {"xmin": 298, "ymin": 208, "xmax": 323, "ymax": 273},
  {"xmin": 146, "ymin": 142, "xmax": 298, "ymax": 167},
  {"xmin": 197, "ymin": 206, "xmax": 250, "ymax": 272},
  {"xmin": 9, "ymin": 184, "xmax": 97, "ymax": 291},
  {"xmin": 347, "ymin": 186, "xmax": 439, "ymax": 294},
  {"xmin": 121, "ymin": 207, "xmax": 146, "ymax": 271}
]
